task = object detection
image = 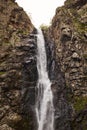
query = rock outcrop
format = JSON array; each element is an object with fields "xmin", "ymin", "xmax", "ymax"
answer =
[{"xmin": 48, "ymin": 0, "xmax": 87, "ymax": 129}]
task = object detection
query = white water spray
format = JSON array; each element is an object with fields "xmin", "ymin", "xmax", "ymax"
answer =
[{"xmin": 36, "ymin": 29, "xmax": 54, "ymax": 130}]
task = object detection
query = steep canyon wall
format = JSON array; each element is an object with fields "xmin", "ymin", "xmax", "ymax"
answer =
[
  {"xmin": 48, "ymin": 0, "xmax": 87, "ymax": 129},
  {"xmin": 0, "ymin": 0, "xmax": 87, "ymax": 130},
  {"xmin": 0, "ymin": 0, "xmax": 35, "ymax": 130}
]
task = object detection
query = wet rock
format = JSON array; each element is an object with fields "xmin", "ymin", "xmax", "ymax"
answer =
[
  {"xmin": 44, "ymin": 32, "xmax": 71, "ymax": 130},
  {"xmin": 20, "ymin": 33, "xmax": 38, "ymax": 130}
]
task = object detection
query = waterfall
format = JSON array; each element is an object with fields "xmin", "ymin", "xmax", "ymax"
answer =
[{"xmin": 36, "ymin": 29, "xmax": 54, "ymax": 130}]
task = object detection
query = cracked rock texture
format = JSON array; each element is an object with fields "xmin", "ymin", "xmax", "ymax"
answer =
[
  {"xmin": 0, "ymin": 0, "xmax": 87, "ymax": 130},
  {"xmin": 0, "ymin": 0, "xmax": 35, "ymax": 130},
  {"xmin": 48, "ymin": 0, "xmax": 87, "ymax": 129}
]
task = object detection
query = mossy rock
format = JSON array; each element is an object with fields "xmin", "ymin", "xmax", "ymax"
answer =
[
  {"xmin": 40, "ymin": 24, "xmax": 49, "ymax": 31},
  {"xmin": 73, "ymin": 96, "xmax": 87, "ymax": 112},
  {"xmin": 72, "ymin": 18, "xmax": 87, "ymax": 34},
  {"xmin": 0, "ymin": 71, "xmax": 6, "ymax": 75}
]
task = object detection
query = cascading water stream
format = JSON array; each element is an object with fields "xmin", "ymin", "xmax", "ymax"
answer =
[{"xmin": 36, "ymin": 29, "xmax": 54, "ymax": 130}]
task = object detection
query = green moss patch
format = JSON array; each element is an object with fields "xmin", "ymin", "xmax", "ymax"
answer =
[
  {"xmin": 74, "ymin": 96, "xmax": 87, "ymax": 112},
  {"xmin": 40, "ymin": 24, "xmax": 49, "ymax": 31},
  {"xmin": 73, "ymin": 19, "xmax": 87, "ymax": 33},
  {"xmin": 0, "ymin": 71, "xmax": 6, "ymax": 75}
]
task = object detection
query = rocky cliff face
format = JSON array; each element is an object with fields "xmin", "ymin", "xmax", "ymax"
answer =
[
  {"xmin": 0, "ymin": 0, "xmax": 34, "ymax": 44},
  {"xmin": 0, "ymin": 0, "xmax": 87, "ymax": 130},
  {"xmin": 0, "ymin": 1, "xmax": 71, "ymax": 129},
  {"xmin": 0, "ymin": 1, "xmax": 69, "ymax": 130},
  {"xmin": 48, "ymin": 0, "xmax": 87, "ymax": 129},
  {"xmin": 44, "ymin": 34, "xmax": 71, "ymax": 130},
  {"xmin": 0, "ymin": 0, "xmax": 35, "ymax": 130}
]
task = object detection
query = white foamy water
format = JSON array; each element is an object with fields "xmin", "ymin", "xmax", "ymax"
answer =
[{"xmin": 36, "ymin": 29, "xmax": 54, "ymax": 130}]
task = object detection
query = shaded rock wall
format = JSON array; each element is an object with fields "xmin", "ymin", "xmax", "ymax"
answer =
[
  {"xmin": 44, "ymin": 33, "xmax": 71, "ymax": 130},
  {"xmin": 48, "ymin": 0, "xmax": 87, "ymax": 129}
]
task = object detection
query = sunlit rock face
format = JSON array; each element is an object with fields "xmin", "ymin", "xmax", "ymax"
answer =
[{"xmin": 48, "ymin": 0, "xmax": 87, "ymax": 129}]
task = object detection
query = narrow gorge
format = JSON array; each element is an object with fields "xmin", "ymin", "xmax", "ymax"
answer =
[{"xmin": 0, "ymin": 0, "xmax": 87, "ymax": 130}]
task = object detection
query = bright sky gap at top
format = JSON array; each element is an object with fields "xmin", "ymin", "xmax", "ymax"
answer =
[{"xmin": 16, "ymin": 0, "xmax": 65, "ymax": 27}]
